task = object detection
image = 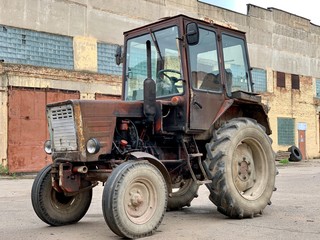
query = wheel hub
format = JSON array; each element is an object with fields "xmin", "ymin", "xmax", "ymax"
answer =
[
  {"xmin": 125, "ymin": 182, "xmax": 157, "ymax": 222},
  {"xmin": 233, "ymin": 143, "xmax": 256, "ymax": 194},
  {"xmin": 129, "ymin": 190, "xmax": 143, "ymax": 208},
  {"xmin": 238, "ymin": 157, "xmax": 252, "ymax": 181}
]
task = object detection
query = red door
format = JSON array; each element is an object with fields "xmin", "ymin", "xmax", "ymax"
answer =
[
  {"xmin": 7, "ymin": 88, "xmax": 79, "ymax": 173},
  {"xmin": 298, "ymin": 130, "xmax": 306, "ymax": 160}
]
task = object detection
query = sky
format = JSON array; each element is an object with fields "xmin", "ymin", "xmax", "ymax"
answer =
[{"xmin": 201, "ymin": 0, "xmax": 320, "ymax": 26}]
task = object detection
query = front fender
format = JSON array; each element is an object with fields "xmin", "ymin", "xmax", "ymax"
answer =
[{"xmin": 128, "ymin": 152, "xmax": 172, "ymax": 194}]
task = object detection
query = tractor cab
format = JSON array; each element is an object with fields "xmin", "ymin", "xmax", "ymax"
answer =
[{"xmin": 119, "ymin": 15, "xmax": 255, "ymax": 132}]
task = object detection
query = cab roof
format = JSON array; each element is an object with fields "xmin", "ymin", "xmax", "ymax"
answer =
[{"xmin": 123, "ymin": 14, "xmax": 245, "ymax": 36}]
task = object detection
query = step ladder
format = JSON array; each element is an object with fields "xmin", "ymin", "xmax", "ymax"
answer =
[{"xmin": 181, "ymin": 137, "xmax": 211, "ymax": 185}]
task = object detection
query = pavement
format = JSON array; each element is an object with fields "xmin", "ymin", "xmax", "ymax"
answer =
[{"xmin": 1, "ymin": 159, "xmax": 320, "ymax": 239}]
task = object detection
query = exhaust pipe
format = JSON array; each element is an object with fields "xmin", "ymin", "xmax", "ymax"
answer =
[
  {"xmin": 73, "ymin": 166, "xmax": 88, "ymax": 174},
  {"xmin": 143, "ymin": 40, "xmax": 156, "ymax": 123}
]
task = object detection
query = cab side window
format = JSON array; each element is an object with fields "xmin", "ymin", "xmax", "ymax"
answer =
[
  {"xmin": 189, "ymin": 28, "xmax": 221, "ymax": 92},
  {"xmin": 222, "ymin": 34, "xmax": 251, "ymax": 93}
]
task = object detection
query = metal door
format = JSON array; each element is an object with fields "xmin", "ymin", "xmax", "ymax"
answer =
[
  {"xmin": 297, "ymin": 122, "xmax": 307, "ymax": 160},
  {"xmin": 7, "ymin": 88, "xmax": 79, "ymax": 172}
]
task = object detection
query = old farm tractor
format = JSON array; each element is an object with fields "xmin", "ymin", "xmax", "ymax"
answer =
[{"xmin": 31, "ymin": 15, "xmax": 276, "ymax": 238}]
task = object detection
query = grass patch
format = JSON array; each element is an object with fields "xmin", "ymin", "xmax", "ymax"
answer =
[
  {"xmin": 0, "ymin": 164, "xmax": 17, "ymax": 178},
  {"xmin": 0, "ymin": 164, "xmax": 9, "ymax": 175},
  {"xmin": 279, "ymin": 159, "xmax": 289, "ymax": 165}
]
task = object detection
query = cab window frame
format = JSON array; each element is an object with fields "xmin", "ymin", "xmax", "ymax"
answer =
[{"xmin": 187, "ymin": 25, "xmax": 222, "ymax": 93}]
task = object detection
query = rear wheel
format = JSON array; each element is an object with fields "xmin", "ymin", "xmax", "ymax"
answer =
[
  {"xmin": 102, "ymin": 161, "xmax": 167, "ymax": 238},
  {"xmin": 31, "ymin": 165, "xmax": 92, "ymax": 225},
  {"xmin": 203, "ymin": 118, "xmax": 276, "ymax": 218},
  {"xmin": 167, "ymin": 178, "xmax": 199, "ymax": 210}
]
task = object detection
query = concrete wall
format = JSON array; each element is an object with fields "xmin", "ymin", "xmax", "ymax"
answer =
[
  {"xmin": 1, "ymin": 0, "xmax": 319, "ymax": 75},
  {"xmin": 243, "ymin": 5, "xmax": 320, "ymax": 156},
  {"xmin": 246, "ymin": 5, "xmax": 320, "ymax": 78},
  {"xmin": 1, "ymin": 0, "xmax": 319, "ymax": 76},
  {"xmin": 0, "ymin": 0, "xmax": 196, "ymax": 44}
]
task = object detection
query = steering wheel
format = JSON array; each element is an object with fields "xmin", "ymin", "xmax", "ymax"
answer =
[{"xmin": 157, "ymin": 69, "xmax": 182, "ymax": 84}]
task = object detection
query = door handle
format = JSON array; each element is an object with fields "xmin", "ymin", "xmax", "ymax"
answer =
[{"xmin": 193, "ymin": 101, "xmax": 203, "ymax": 109}]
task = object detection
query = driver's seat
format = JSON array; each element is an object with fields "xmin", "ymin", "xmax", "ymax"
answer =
[{"xmin": 200, "ymin": 73, "xmax": 222, "ymax": 91}]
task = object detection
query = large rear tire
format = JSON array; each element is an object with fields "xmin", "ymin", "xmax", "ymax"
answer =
[
  {"xmin": 102, "ymin": 161, "xmax": 167, "ymax": 238},
  {"xmin": 203, "ymin": 118, "xmax": 276, "ymax": 218},
  {"xmin": 31, "ymin": 165, "xmax": 92, "ymax": 225}
]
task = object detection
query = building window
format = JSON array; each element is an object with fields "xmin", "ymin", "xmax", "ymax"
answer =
[
  {"xmin": 97, "ymin": 42, "xmax": 122, "ymax": 75},
  {"xmin": 0, "ymin": 24, "xmax": 73, "ymax": 70},
  {"xmin": 316, "ymin": 79, "xmax": 320, "ymax": 98},
  {"xmin": 277, "ymin": 71, "xmax": 285, "ymax": 88},
  {"xmin": 291, "ymin": 74, "xmax": 300, "ymax": 90},
  {"xmin": 252, "ymin": 68, "xmax": 267, "ymax": 92},
  {"xmin": 277, "ymin": 118, "xmax": 295, "ymax": 145}
]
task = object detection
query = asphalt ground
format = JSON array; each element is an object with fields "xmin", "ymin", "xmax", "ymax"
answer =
[{"xmin": 1, "ymin": 160, "xmax": 320, "ymax": 240}]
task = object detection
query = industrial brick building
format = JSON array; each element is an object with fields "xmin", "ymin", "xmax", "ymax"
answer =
[{"xmin": 1, "ymin": 0, "xmax": 320, "ymax": 172}]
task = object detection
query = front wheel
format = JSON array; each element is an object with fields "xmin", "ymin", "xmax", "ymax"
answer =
[
  {"xmin": 203, "ymin": 118, "xmax": 276, "ymax": 218},
  {"xmin": 31, "ymin": 165, "xmax": 92, "ymax": 226},
  {"xmin": 102, "ymin": 161, "xmax": 168, "ymax": 238}
]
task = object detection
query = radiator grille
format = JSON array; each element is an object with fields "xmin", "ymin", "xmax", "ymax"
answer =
[{"xmin": 48, "ymin": 104, "xmax": 77, "ymax": 151}]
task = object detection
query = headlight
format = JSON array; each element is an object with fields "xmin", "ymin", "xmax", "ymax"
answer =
[
  {"xmin": 44, "ymin": 140, "xmax": 52, "ymax": 154},
  {"xmin": 86, "ymin": 138, "xmax": 100, "ymax": 154}
]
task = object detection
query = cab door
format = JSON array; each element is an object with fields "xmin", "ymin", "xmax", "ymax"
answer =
[{"xmin": 188, "ymin": 27, "xmax": 225, "ymax": 130}]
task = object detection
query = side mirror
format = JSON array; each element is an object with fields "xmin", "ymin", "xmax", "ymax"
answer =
[
  {"xmin": 115, "ymin": 45, "xmax": 123, "ymax": 65},
  {"xmin": 186, "ymin": 22, "xmax": 199, "ymax": 46}
]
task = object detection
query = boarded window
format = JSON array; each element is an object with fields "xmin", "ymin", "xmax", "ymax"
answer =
[
  {"xmin": 252, "ymin": 68, "xmax": 267, "ymax": 92},
  {"xmin": 291, "ymin": 74, "xmax": 300, "ymax": 90},
  {"xmin": 277, "ymin": 118, "xmax": 295, "ymax": 145},
  {"xmin": 277, "ymin": 72, "xmax": 285, "ymax": 88}
]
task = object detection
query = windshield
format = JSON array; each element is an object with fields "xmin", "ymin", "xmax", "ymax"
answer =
[{"xmin": 124, "ymin": 26, "xmax": 183, "ymax": 101}]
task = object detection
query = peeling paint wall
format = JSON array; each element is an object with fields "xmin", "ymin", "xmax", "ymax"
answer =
[
  {"xmin": 73, "ymin": 36, "xmax": 97, "ymax": 72},
  {"xmin": 261, "ymin": 73, "xmax": 318, "ymax": 157},
  {"xmin": 0, "ymin": 76, "xmax": 8, "ymax": 167}
]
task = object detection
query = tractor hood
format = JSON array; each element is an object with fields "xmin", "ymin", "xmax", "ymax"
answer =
[{"xmin": 46, "ymin": 99, "xmax": 145, "ymax": 162}]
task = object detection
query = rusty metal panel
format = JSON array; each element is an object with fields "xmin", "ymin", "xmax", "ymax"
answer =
[
  {"xmin": 79, "ymin": 100, "xmax": 143, "ymax": 161},
  {"xmin": 48, "ymin": 104, "xmax": 77, "ymax": 151},
  {"xmin": 189, "ymin": 91, "xmax": 225, "ymax": 130},
  {"xmin": 7, "ymin": 88, "xmax": 79, "ymax": 173},
  {"xmin": 95, "ymin": 93, "xmax": 121, "ymax": 100},
  {"xmin": 47, "ymin": 99, "xmax": 143, "ymax": 162}
]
